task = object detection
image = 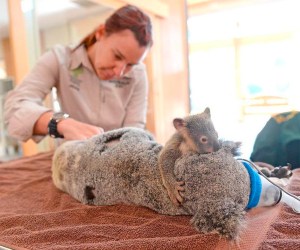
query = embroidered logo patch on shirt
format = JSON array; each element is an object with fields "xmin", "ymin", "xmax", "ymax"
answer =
[
  {"xmin": 108, "ymin": 77, "xmax": 131, "ymax": 88},
  {"xmin": 69, "ymin": 67, "xmax": 83, "ymax": 91}
]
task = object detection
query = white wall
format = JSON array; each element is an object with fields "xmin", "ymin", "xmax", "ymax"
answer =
[{"xmin": 40, "ymin": 9, "xmax": 113, "ymax": 53}]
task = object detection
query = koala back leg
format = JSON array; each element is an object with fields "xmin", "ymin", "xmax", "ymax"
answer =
[{"xmin": 52, "ymin": 141, "xmax": 79, "ymax": 192}]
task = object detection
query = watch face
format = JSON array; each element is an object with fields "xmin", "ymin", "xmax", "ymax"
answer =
[{"xmin": 52, "ymin": 112, "xmax": 69, "ymax": 122}]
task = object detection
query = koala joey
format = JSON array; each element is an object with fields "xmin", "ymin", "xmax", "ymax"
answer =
[{"xmin": 158, "ymin": 107, "xmax": 220, "ymax": 206}]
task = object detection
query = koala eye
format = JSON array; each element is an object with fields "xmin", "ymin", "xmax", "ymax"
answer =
[{"xmin": 200, "ymin": 136, "xmax": 208, "ymax": 144}]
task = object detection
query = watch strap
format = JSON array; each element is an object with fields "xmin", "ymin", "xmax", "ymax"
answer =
[
  {"xmin": 48, "ymin": 119, "xmax": 64, "ymax": 138},
  {"xmin": 48, "ymin": 112, "xmax": 69, "ymax": 138}
]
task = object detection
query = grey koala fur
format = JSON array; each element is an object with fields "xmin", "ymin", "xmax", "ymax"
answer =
[{"xmin": 52, "ymin": 128, "xmax": 251, "ymax": 240}]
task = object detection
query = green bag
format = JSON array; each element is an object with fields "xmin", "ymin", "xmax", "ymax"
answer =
[{"xmin": 250, "ymin": 111, "xmax": 300, "ymax": 169}]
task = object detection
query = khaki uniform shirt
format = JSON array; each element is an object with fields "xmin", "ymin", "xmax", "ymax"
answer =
[{"xmin": 4, "ymin": 45, "xmax": 148, "ymax": 142}]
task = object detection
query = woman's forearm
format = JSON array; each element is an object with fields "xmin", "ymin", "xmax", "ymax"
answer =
[{"xmin": 33, "ymin": 111, "xmax": 53, "ymax": 136}]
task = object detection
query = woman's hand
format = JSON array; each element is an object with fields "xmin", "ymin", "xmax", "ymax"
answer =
[
  {"xmin": 58, "ymin": 118, "xmax": 104, "ymax": 140},
  {"xmin": 34, "ymin": 111, "xmax": 104, "ymax": 140}
]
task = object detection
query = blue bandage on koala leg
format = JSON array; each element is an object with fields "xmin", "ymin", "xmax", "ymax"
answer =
[{"xmin": 240, "ymin": 160, "xmax": 262, "ymax": 209}]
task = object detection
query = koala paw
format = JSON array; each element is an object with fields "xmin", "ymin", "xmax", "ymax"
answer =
[{"xmin": 270, "ymin": 164, "xmax": 293, "ymax": 179}]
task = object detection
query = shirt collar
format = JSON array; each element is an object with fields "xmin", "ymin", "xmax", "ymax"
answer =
[{"xmin": 69, "ymin": 45, "xmax": 94, "ymax": 72}]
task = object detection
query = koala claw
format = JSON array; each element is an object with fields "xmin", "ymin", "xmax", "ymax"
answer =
[
  {"xmin": 166, "ymin": 189, "xmax": 180, "ymax": 206},
  {"xmin": 175, "ymin": 181, "xmax": 185, "ymax": 202},
  {"xmin": 173, "ymin": 181, "xmax": 185, "ymax": 205}
]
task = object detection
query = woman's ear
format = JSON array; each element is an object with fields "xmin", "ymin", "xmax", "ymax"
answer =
[{"xmin": 95, "ymin": 25, "xmax": 106, "ymax": 40}]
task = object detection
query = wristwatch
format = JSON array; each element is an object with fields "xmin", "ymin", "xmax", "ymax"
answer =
[{"xmin": 48, "ymin": 112, "xmax": 70, "ymax": 138}]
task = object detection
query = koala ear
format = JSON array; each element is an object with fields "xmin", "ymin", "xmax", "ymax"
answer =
[
  {"xmin": 173, "ymin": 118, "xmax": 186, "ymax": 130},
  {"xmin": 204, "ymin": 107, "xmax": 211, "ymax": 118}
]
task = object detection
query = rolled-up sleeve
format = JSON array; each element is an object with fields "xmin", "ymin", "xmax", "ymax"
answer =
[{"xmin": 4, "ymin": 50, "xmax": 59, "ymax": 142}]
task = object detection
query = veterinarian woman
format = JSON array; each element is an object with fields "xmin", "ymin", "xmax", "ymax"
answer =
[{"xmin": 4, "ymin": 4, "xmax": 152, "ymax": 142}]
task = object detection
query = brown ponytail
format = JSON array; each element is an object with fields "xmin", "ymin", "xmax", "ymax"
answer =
[{"xmin": 76, "ymin": 5, "xmax": 152, "ymax": 49}]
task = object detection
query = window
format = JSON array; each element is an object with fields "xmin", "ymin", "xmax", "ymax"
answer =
[{"xmin": 188, "ymin": 0, "xmax": 300, "ymax": 157}]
